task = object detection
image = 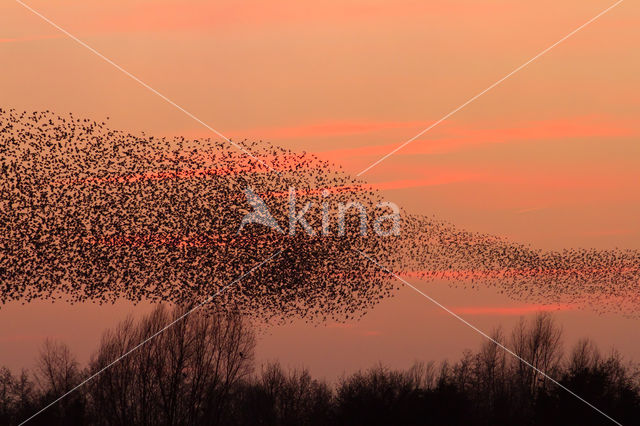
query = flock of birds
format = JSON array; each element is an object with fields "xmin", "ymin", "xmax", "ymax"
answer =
[{"xmin": 1, "ymin": 108, "xmax": 639, "ymax": 320}]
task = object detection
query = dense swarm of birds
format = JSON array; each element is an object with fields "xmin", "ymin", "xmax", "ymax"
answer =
[{"xmin": 1, "ymin": 108, "xmax": 639, "ymax": 320}]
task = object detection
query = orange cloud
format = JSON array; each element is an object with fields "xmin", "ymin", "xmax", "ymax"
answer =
[
  {"xmin": 229, "ymin": 120, "xmax": 431, "ymax": 141},
  {"xmin": 313, "ymin": 115, "xmax": 637, "ymax": 161},
  {"xmin": 450, "ymin": 303, "xmax": 576, "ymax": 316},
  {"xmin": 402, "ymin": 267, "xmax": 637, "ymax": 281},
  {"xmin": 372, "ymin": 175, "xmax": 480, "ymax": 191},
  {"xmin": 170, "ymin": 115, "xmax": 636, "ymax": 171},
  {"xmin": 167, "ymin": 119, "xmax": 435, "ymax": 142},
  {"xmin": 164, "ymin": 115, "xmax": 637, "ymax": 160},
  {"xmin": 264, "ymin": 174, "xmax": 478, "ymax": 198}
]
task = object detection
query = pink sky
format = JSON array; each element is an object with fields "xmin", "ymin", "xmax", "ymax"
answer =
[{"xmin": 0, "ymin": 0, "xmax": 639, "ymax": 379}]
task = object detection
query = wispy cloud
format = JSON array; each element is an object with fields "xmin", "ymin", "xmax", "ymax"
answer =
[
  {"xmin": 450, "ymin": 303, "xmax": 576, "ymax": 316},
  {"xmin": 312, "ymin": 115, "xmax": 637, "ymax": 160}
]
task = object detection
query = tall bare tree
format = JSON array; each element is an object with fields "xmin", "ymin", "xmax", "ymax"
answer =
[
  {"xmin": 511, "ymin": 312, "xmax": 563, "ymax": 397},
  {"xmin": 88, "ymin": 304, "xmax": 255, "ymax": 426},
  {"xmin": 35, "ymin": 339, "xmax": 80, "ymax": 396}
]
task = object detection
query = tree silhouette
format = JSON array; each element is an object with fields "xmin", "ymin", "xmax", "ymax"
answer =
[
  {"xmin": 88, "ymin": 304, "xmax": 255, "ymax": 426},
  {"xmin": 2, "ymin": 312, "xmax": 639, "ymax": 425}
]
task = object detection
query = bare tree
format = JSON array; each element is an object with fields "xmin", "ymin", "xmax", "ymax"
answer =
[
  {"xmin": 252, "ymin": 362, "xmax": 332, "ymax": 425},
  {"xmin": 405, "ymin": 361, "xmax": 438, "ymax": 391},
  {"xmin": 475, "ymin": 327, "xmax": 508, "ymax": 410},
  {"xmin": 0, "ymin": 368, "xmax": 35, "ymax": 424},
  {"xmin": 567, "ymin": 338, "xmax": 601, "ymax": 374},
  {"xmin": 35, "ymin": 339, "xmax": 80, "ymax": 396},
  {"xmin": 511, "ymin": 312, "xmax": 563, "ymax": 397},
  {"xmin": 0, "ymin": 367, "xmax": 15, "ymax": 423},
  {"xmin": 88, "ymin": 304, "xmax": 255, "ymax": 426},
  {"xmin": 32, "ymin": 339, "xmax": 84, "ymax": 424}
]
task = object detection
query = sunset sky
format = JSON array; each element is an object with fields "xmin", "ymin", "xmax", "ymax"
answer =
[{"xmin": 1, "ymin": 0, "xmax": 639, "ymax": 380}]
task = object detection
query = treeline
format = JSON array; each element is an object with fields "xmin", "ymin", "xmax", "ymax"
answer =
[{"xmin": 1, "ymin": 306, "xmax": 639, "ymax": 425}]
